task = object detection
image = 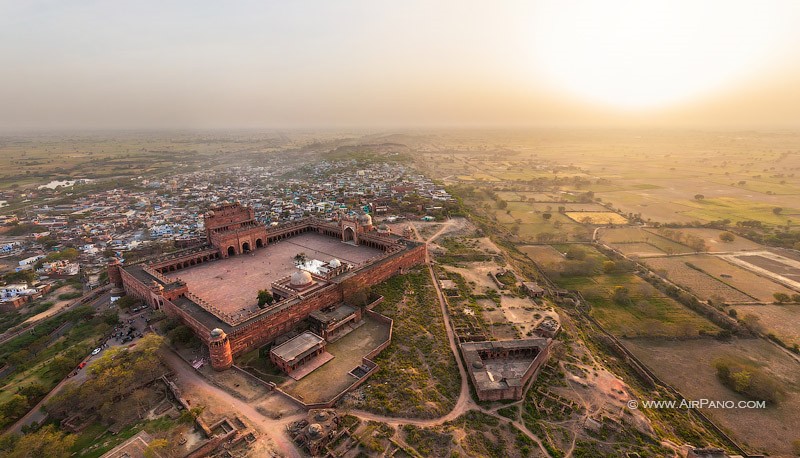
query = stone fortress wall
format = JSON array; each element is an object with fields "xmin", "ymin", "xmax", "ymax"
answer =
[{"xmin": 110, "ymin": 203, "xmax": 425, "ymax": 370}]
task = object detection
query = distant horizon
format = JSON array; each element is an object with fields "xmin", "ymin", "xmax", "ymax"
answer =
[
  {"xmin": 2, "ymin": 125, "xmax": 800, "ymax": 136},
  {"xmin": 2, "ymin": 1, "xmax": 799, "ymax": 131}
]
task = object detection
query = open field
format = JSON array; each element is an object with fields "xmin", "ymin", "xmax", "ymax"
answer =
[
  {"xmin": 643, "ymin": 257, "xmax": 753, "ymax": 303},
  {"xmin": 680, "ymin": 197, "xmax": 800, "ymax": 226},
  {"xmin": 0, "ymin": 133, "xmax": 294, "ymax": 190},
  {"xmin": 555, "ymin": 273, "xmax": 720, "ymax": 338},
  {"xmin": 494, "ymin": 191, "xmax": 563, "ymax": 202},
  {"xmin": 678, "ymin": 254, "xmax": 794, "ymax": 302},
  {"xmin": 730, "ymin": 304, "xmax": 800, "ymax": 347},
  {"xmin": 597, "ymin": 226, "xmax": 694, "ymax": 254},
  {"xmin": 528, "ymin": 202, "xmax": 609, "ymax": 212},
  {"xmin": 674, "ymin": 228, "xmax": 763, "ymax": 252},
  {"xmin": 722, "ymin": 251, "xmax": 800, "ymax": 292},
  {"xmin": 518, "ymin": 244, "xmax": 565, "ymax": 266},
  {"xmin": 489, "ymin": 204, "xmax": 589, "ymax": 242},
  {"xmin": 612, "ymin": 242, "xmax": 666, "ymax": 258},
  {"xmin": 564, "ymin": 211, "xmax": 628, "ymax": 225},
  {"xmin": 625, "ymin": 338, "xmax": 800, "ymax": 456}
]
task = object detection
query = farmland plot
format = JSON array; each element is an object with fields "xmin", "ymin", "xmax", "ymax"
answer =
[
  {"xmin": 680, "ymin": 255, "xmax": 794, "ymax": 302},
  {"xmin": 644, "ymin": 257, "xmax": 753, "ymax": 303}
]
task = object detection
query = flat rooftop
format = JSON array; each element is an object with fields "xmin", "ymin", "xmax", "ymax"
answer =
[
  {"xmin": 309, "ymin": 304, "xmax": 357, "ymax": 324},
  {"xmin": 165, "ymin": 232, "xmax": 384, "ymax": 316},
  {"xmin": 271, "ymin": 331, "xmax": 325, "ymax": 363}
]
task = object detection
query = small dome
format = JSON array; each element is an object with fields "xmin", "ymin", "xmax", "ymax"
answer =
[
  {"xmin": 472, "ymin": 360, "xmax": 484, "ymax": 369},
  {"xmin": 210, "ymin": 328, "xmax": 224, "ymax": 338},
  {"xmin": 358, "ymin": 213, "xmax": 372, "ymax": 225},
  {"xmin": 307, "ymin": 423, "xmax": 323, "ymax": 438},
  {"xmin": 328, "ymin": 258, "xmax": 341, "ymax": 268},
  {"xmin": 206, "ymin": 210, "xmax": 215, "ymax": 217},
  {"xmin": 290, "ymin": 270, "xmax": 313, "ymax": 287}
]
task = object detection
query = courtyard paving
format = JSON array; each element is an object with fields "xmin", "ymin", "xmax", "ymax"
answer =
[{"xmin": 165, "ymin": 232, "xmax": 383, "ymax": 315}]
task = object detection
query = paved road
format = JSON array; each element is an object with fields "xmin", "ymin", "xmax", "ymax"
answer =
[{"xmin": 6, "ymin": 299, "xmax": 145, "ymax": 434}]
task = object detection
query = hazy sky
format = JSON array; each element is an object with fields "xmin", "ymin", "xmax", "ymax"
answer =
[{"xmin": 2, "ymin": 0, "xmax": 800, "ymax": 131}]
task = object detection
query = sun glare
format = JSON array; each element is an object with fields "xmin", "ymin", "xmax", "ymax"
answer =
[{"xmin": 527, "ymin": 0, "xmax": 797, "ymax": 110}]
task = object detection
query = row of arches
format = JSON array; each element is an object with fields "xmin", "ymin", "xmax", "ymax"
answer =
[
  {"xmin": 358, "ymin": 237, "xmax": 390, "ymax": 251},
  {"xmin": 157, "ymin": 252, "xmax": 221, "ymax": 273},
  {"xmin": 266, "ymin": 225, "xmax": 313, "ymax": 244},
  {"xmin": 225, "ymin": 238, "xmax": 265, "ymax": 257}
]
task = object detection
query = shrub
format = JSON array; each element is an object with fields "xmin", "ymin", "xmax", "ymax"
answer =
[{"xmin": 713, "ymin": 357, "xmax": 784, "ymax": 404}]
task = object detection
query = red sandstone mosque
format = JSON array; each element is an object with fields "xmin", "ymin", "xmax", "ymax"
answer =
[{"xmin": 109, "ymin": 202, "xmax": 425, "ymax": 371}]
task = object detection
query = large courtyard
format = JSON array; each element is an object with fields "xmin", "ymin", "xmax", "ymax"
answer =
[{"xmin": 165, "ymin": 232, "xmax": 384, "ymax": 315}]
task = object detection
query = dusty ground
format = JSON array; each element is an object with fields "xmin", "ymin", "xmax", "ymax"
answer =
[
  {"xmin": 724, "ymin": 251, "xmax": 800, "ymax": 291},
  {"xmin": 643, "ymin": 257, "xmax": 753, "ymax": 303},
  {"xmin": 731, "ymin": 304, "xmax": 800, "ymax": 346},
  {"xmin": 22, "ymin": 285, "xmax": 81, "ymax": 324},
  {"xmin": 625, "ymin": 338, "xmax": 800, "ymax": 456},
  {"xmin": 444, "ymin": 258, "xmax": 557, "ymax": 339},
  {"xmin": 681, "ymin": 254, "xmax": 794, "ymax": 302},
  {"xmin": 676, "ymin": 228, "xmax": 763, "ymax": 252},
  {"xmin": 282, "ymin": 316, "xmax": 390, "ymax": 404},
  {"xmin": 519, "ymin": 245, "xmax": 565, "ymax": 267}
]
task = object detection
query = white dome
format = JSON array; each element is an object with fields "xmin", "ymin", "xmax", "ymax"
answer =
[
  {"xmin": 290, "ymin": 270, "xmax": 313, "ymax": 287},
  {"xmin": 210, "ymin": 328, "xmax": 224, "ymax": 338},
  {"xmin": 358, "ymin": 213, "xmax": 372, "ymax": 225},
  {"xmin": 328, "ymin": 258, "xmax": 341, "ymax": 268}
]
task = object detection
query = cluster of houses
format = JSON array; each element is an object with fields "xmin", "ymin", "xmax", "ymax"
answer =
[
  {"xmin": 0, "ymin": 282, "xmax": 52, "ymax": 311},
  {"xmin": 0, "ymin": 157, "xmax": 456, "ymax": 313}
]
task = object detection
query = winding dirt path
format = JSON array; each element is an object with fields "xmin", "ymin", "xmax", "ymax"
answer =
[{"xmin": 158, "ymin": 219, "xmax": 553, "ymax": 456}]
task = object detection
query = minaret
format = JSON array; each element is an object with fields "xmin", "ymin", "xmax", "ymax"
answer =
[
  {"xmin": 209, "ymin": 328, "xmax": 233, "ymax": 370},
  {"xmin": 107, "ymin": 258, "xmax": 126, "ymax": 298}
]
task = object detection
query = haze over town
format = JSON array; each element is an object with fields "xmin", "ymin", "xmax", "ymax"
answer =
[
  {"xmin": 2, "ymin": 0, "xmax": 800, "ymax": 130},
  {"xmin": 1, "ymin": 2, "xmax": 800, "ymax": 458}
]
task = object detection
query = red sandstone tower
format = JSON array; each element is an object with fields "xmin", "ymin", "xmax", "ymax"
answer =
[
  {"xmin": 209, "ymin": 328, "xmax": 233, "ymax": 370},
  {"xmin": 107, "ymin": 258, "xmax": 126, "ymax": 298},
  {"xmin": 204, "ymin": 202, "xmax": 268, "ymax": 258}
]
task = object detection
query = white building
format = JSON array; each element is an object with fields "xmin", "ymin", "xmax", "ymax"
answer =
[{"xmin": 1, "ymin": 284, "xmax": 35, "ymax": 299}]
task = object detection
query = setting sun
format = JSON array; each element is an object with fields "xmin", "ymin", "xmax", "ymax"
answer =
[{"xmin": 527, "ymin": 0, "xmax": 799, "ymax": 109}]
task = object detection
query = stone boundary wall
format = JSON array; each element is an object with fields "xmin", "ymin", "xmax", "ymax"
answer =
[{"xmin": 274, "ymin": 311, "xmax": 394, "ymax": 410}]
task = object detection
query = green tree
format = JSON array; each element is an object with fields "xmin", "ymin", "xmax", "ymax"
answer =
[
  {"xmin": 773, "ymin": 207, "xmax": 783, "ymax": 215},
  {"xmin": 564, "ymin": 246, "xmax": 586, "ymax": 260},
  {"xmin": 7, "ymin": 426, "xmax": 75, "ymax": 458},
  {"xmin": 114, "ymin": 295, "xmax": 139, "ymax": 310},
  {"xmin": 773, "ymin": 292, "xmax": 790, "ymax": 303},
  {"xmin": 0, "ymin": 395, "xmax": 29, "ymax": 420},
  {"xmin": 144, "ymin": 438, "xmax": 169, "ymax": 458},
  {"xmin": 612, "ymin": 286, "xmax": 631, "ymax": 305},
  {"xmin": 732, "ymin": 370, "xmax": 752, "ymax": 392},
  {"xmin": 257, "ymin": 289, "xmax": 274, "ymax": 307},
  {"xmin": 719, "ymin": 231, "xmax": 735, "ymax": 242},
  {"xmin": 602, "ymin": 261, "xmax": 617, "ymax": 273}
]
